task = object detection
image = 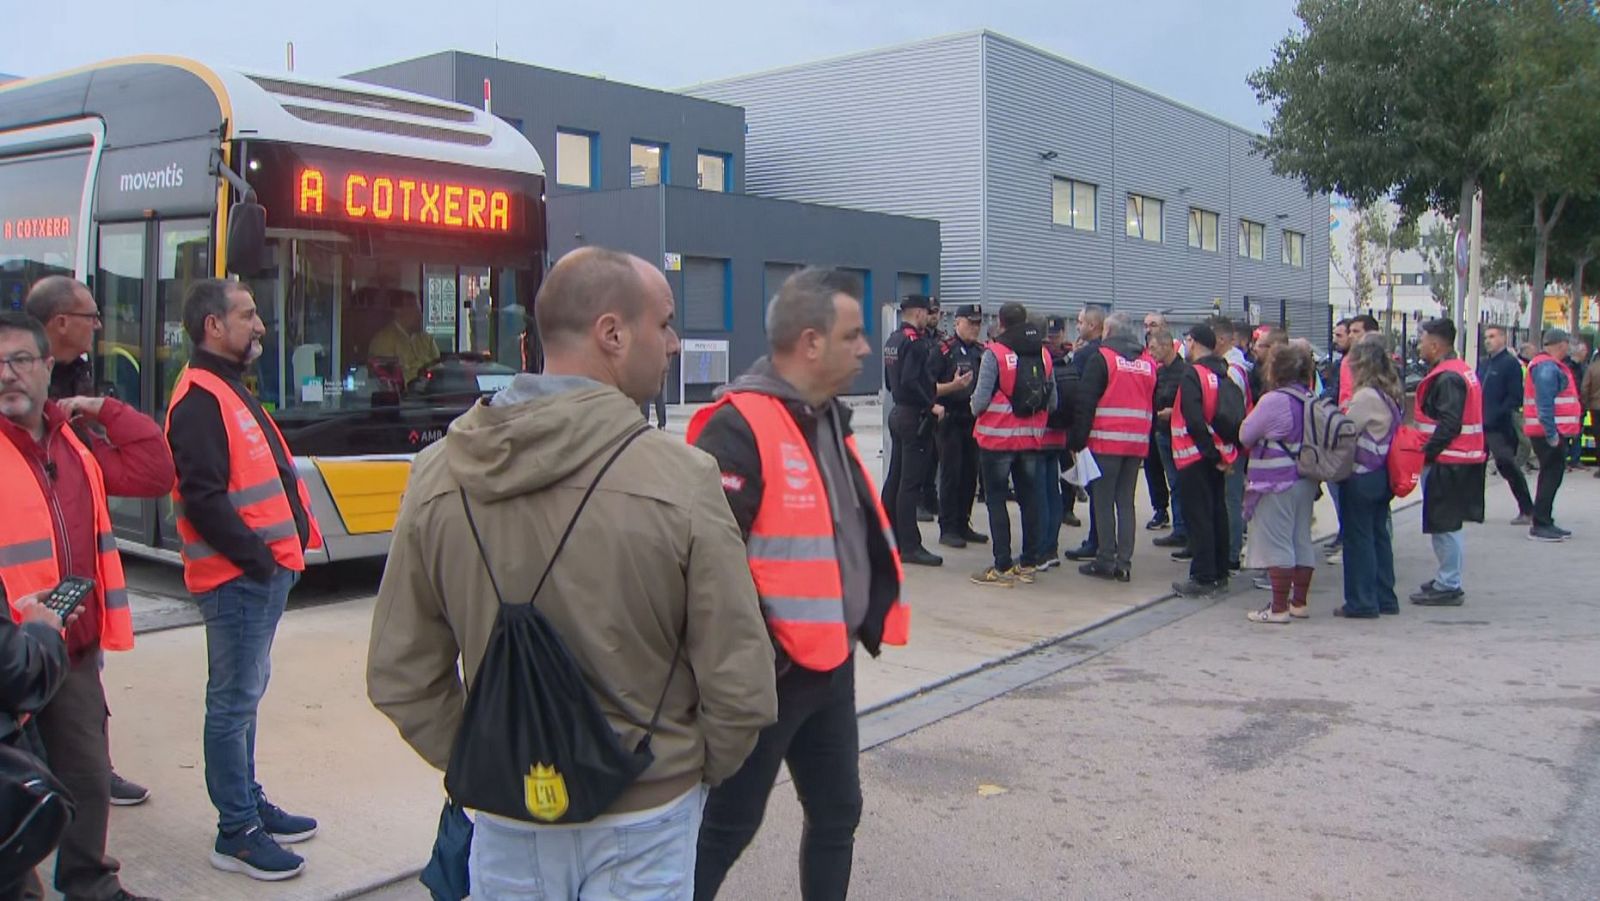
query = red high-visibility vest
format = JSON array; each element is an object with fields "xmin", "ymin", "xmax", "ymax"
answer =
[
  {"xmin": 166, "ymin": 368, "xmax": 323, "ymax": 593},
  {"xmin": 1338, "ymin": 353, "xmax": 1355, "ymax": 408},
  {"xmin": 1522, "ymin": 354, "xmax": 1583, "ymax": 438},
  {"xmin": 1170, "ymin": 366, "xmax": 1239, "ymax": 470},
  {"xmin": 1087, "ymin": 347, "xmax": 1157, "ymax": 457},
  {"xmin": 1414, "ymin": 358, "xmax": 1487, "ymax": 465},
  {"xmin": 687, "ymin": 392, "xmax": 906, "ymax": 672},
  {"xmin": 0, "ymin": 423, "xmax": 134, "ymax": 650},
  {"xmin": 974, "ymin": 342, "xmax": 1053, "ymax": 452}
]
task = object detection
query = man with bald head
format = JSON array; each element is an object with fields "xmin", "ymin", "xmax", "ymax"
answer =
[{"xmin": 369, "ymin": 247, "xmax": 777, "ymax": 898}]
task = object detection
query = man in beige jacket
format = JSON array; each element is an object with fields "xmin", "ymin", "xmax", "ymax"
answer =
[{"xmin": 367, "ymin": 247, "xmax": 777, "ymax": 900}]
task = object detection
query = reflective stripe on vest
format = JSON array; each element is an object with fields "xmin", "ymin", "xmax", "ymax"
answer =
[
  {"xmin": 1522, "ymin": 354, "xmax": 1583, "ymax": 438},
  {"xmin": 1338, "ymin": 353, "xmax": 1354, "ymax": 408},
  {"xmin": 1087, "ymin": 347, "xmax": 1156, "ymax": 458},
  {"xmin": 166, "ymin": 368, "xmax": 323, "ymax": 593},
  {"xmin": 1245, "ymin": 389, "xmax": 1305, "ymax": 493},
  {"xmin": 974, "ymin": 343, "xmax": 1052, "ymax": 452},
  {"xmin": 0, "ymin": 422, "xmax": 135, "ymax": 650},
  {"xmin": 686, "ymin": 392, "xmax": 907, "ymax": 672},
  {"xmin": 1170, "ymin": 367, "xmax": 1239, "ymax": 470},
  {"xmin": 1414, "ymin": 358, "xmax": 1488, "ymax": 465}
]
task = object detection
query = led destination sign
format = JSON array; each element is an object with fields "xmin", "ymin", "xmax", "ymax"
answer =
[{"xmin": 294, "ymin": 165, "xmax": 518, "ymax": 234}]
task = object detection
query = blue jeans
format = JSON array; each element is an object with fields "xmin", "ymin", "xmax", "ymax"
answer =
[
  {"xmin": 198, "ymin": 566, "xmax": 295, "ymax": 833},
  {"xmin": 1029, "ymin": 451, "xmax": 1064, "ymax": 563},
  {"xmin": 980, "ymin": 450, "xmax": 1041, "ymax": 570},
  {"xmin": 474, "ymin": 786, "xmax": 707, "ymax": 900},
  {"xmin": 1431, "ymin": 531, "xmax": 1465, "ymax": 591},
  {"xmin": 1225, "ymin": 466, "xmax": 1246, "ymax": 565},
  {"xmin": 1154, "ymin": 432, "xmax": 1185, "ymax": 535},
  {"xmin": 1339, "ymin": 470, "xmax": 1396, "ymax": 615}
]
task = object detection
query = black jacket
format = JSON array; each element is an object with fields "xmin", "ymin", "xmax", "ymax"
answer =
[
  {"xmin": 1153, "ymin": 357, "xmax": 1187, "ymax": 437},
  {"xmin": 1419, "ymin": 362, "xmax": 1467, "ymax": 463},
  {"xmin": 693, "ymin": 370, "xmax": 901, "ymax": 663},
  {"xmin": 1178, "ymin": 356, "xmax": 1229, "ymax": 466},
  {"xmin": 0, "ymin": 616, "xmax": 68, "ymax": 753},
  {"xmin": 48, "ymin": 356, "xmax": 95, "ymax": 400},
  {"xmin": 1418, "ymin": 357, "xmax": 1486, "ymax": 533},
  {"xmin": 1476, "ymin": 349, "xmax": 1524, "ymax": 438},
  {"xmin": 891, "ymin": 332, "xmax": 940, "ymax": 410},
  {"xmin": 1046, "ymin": 345, "xmax": 1079, "ymax": 431},
  {"xmin": 937, "ymin": 335, "xmax": 984, "ymax": 418},
  {"xmin": 1070, "ymin": 332, "xmax": 1147, "ymax": 453},
  {"xmin": 167, "ymin": 349, "xmax": 311, "ymax": 583}
]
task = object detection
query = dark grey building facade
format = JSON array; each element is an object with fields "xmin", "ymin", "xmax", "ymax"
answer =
[
  {"xmin": 688, "ymin": 31, "xmax": 1332, "ymax": 348},
  {"xmin": 351, "ymin": 52, "xmax": 940, "ymax": 396}
]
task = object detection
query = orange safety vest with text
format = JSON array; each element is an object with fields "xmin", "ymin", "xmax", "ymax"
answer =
[
  {"xmin": 1170, "ymin": 366, "xmax": 1239, "ymax": 470},
  {"xmin": 166, "ymin": 368, "xmax": 323, "ymax": 593},
  {"xmin": 1087, "ymin": 347, "xmax": 1157, "ymax": 457},
  {"xmin": 0, "ymin": 425, "xmax": 134, "ymax": 651},
  {"xmin": 687, "ymin": 392, "xmax": 907, "ymax": 672},
  {"xmin": 974, "ymin": 342, "xmax": 1054, "ymax": 452},
  {"xmin": 1522, "ymin": 354, "xmax": 1583, "ymax": 438},
  {"xmin": 1413, "ymin": 358, "xmax": 1487, "ymax": 465}
]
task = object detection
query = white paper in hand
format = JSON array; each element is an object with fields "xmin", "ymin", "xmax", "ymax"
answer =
[{"xmin": 1065, "ymin": 449, "xmax": 1101, "ymax": 487}]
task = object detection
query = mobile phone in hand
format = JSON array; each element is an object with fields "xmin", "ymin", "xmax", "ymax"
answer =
[{"xmin": 44, "ymin": 577, "xmax": 95, "ymax": 621}]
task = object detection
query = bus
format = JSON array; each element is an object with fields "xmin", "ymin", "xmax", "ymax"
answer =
[{"xmin": 0, "ymin": 56, "xmax": 548, "ymax": 563}]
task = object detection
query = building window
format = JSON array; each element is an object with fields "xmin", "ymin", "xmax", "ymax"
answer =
[
  {"xmin": 1282, "ymin": 230, "xmax": 1305, "ymax": 268},
  {"xmin": 1052, "ymin": 177, "xmax": 1097, "ymax": 231},
  {"xmin": 1188, "ymin": 208, "xmax": 1219, "ymax": 252},
  {"xmin": 555, "ymin": 130, "xmax": 596, "ymax": 189},
  {"xmin": 1126, "ymin": 194, "xmax": 1163, "ymax": 242},
  {"xmin": 1238, "ymin": 219, "xmax": 1265, "ymax": 260},
  {"xmin": 697, "ymin": 152, "xmax": 730, "ymax": 192},
  {"xmin": 631, "ymin": 141, "xmax": 667, "ymax": 187}
]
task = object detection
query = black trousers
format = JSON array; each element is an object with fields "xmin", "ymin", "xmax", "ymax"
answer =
[
  {"xmin": 881, "ymin": 406, "xmax": 934, "ymax": 553},
  {"xmin": 1533, "ymin": 436, "xmax": 1567, "ymax": 527},
  {"xmin": 1487, "ymin": 428, "xmax": 1534, "ymax": 515},
  {"xmin": 696, "ymin": 658, "xmax": 862, "ymax": 901},
  {"xmin": 1178, "ymin": 463, "xmax": 1229, "ymax": 584},
  {"xmin": 921, "ymin": 432, "xmax": 941, "ymax": 513},
  {"xmin": 1144, "ymin": 438, "xmax": 1170, "ymax": 516},
  {"xmin": 935, "ymin": 416, "xmax": 979, "ymax": 534}
]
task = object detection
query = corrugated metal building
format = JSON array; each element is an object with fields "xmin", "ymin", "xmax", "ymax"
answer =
[{"xmin": 688, "ymin": 31, "xmax": 1331, "ymax": 346}]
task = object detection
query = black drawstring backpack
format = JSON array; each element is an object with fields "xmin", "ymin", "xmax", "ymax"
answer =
[{"xmin": 443, "ymin": 426, "xmax": 684, "ymax": 825}]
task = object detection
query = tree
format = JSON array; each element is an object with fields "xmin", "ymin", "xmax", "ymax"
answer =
[
  {"xmin": 1250, "ymin": 0, "xmax": 1502, "ymax": 225},
  {"xmin": 1485, "ymin": 0, "xmax": 1600, "ymax": 337}
]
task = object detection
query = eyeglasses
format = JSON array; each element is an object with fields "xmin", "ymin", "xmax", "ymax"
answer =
[
  {"xmin": 0, "ymin": 353, "xmax": 44, "ymax": 374},
  {"xmin": 61, "ymin": 311, "xmax": 103, "ymax": 322}
]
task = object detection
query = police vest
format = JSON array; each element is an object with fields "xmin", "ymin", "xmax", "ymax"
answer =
[
  {"xmin": 686, "ymin": 392, "xmax": 907, "ymax": 673},
  {"xmin": 1522, "ymin": 354, "xmax": 1583, "ymax": 438},
  {"xmin": 1414, "ymin": 358, "xmax": 1487, "ymax": 465},
  {"xmin": 974, "ymin": 342, "xmax": 1052, "ymax": 452},
  {"xmin": 1171, "ymin": 366, "xmax": 1239, "ymax": 470},
  {"xmin": 1087, "ymin": 347, "xmax": 1157, "ymax": 457},
  {"xmin": 0, "ymin": 422, "xmax": 134, "ymax": 651},
  {"xmin": 166, "ymin": 368, "xmax": 323, "ymax": 593}
]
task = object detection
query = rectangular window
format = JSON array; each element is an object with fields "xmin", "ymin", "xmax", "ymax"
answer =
[
  {"xmin": 1188, "ymin": 208, "xmax": 1219, "ymax": 252},
  {"xmin": 682, "ymin": 256, "xmax": 730, "ymax": 330},
  {"xmin": 630, "ymin": 141, "xmax": 667, "ymax": 188},
  {"xmin": 1051, "ymin": 177, "xmax": 1097, "ymax": 231},
  {"xmin": 1282, "ymin": 230, "xmax": 1305, "ymax": 267},
  {"xmin": 1126, "ymin": 194, "xmax": 1163, "ymax": 242},
  {"xmin": 1238, "ymin": 219, "xmax": 1265, "ymax": 260},
  {"xmin": 697, "ymin": 152, "xmax": 730, "ymax": 192},
  {"xmin": 555, "ymin": 130, "xmax": 596, "ymax": 189}
]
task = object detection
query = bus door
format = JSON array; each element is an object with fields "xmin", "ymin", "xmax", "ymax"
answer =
[{"xmin": 94, "ymin": 217, "xmax": 210, "ymax": 549}]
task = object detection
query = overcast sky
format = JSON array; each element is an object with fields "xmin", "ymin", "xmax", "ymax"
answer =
[{"xmin": 2, "ymin": 0, "xmax": 1300, "ymax": 131}]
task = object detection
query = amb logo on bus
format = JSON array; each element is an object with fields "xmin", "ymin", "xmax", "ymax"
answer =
[{"xmin": 524, "ymin": 763, "xmax": 569, "ymax": 822}]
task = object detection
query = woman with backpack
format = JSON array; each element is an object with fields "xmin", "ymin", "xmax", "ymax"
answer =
[
  {"xmin": 1238, "ymin": 343, "xmax": 1321, "ymax": 624},
  {"xmin": 1335, "ymin": 337, "xmax": 1404, "ymax": 619}
]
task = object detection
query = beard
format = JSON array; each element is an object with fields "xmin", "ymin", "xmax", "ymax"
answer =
[{"xmin": 244, "ymin": 339, "xmax": 264, "ymax": 364}]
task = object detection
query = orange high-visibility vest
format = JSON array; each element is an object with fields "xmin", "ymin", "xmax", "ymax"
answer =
[
  {"xmin": 0, "ymin": 424, "xmax": 134, "ymax": 651},
  {"xmin": 1087, "ymin": 347, "xmax": 1157, "ymax": 457},
  {"xmin": 1414, "ymin": 358, "xmax": 1487, "ymax": 465},
  {"xmin": 166, "ymin": 368, "xmax": 323, "ymax": 594},
  {"xmin": 974, "ymin": 341, "xmax": 1053, "ymax": 452},
  {"xmin": 1170, "ymin": 366, "xmax": 1239, "ymax": 470},
  {"xmin": 1522, "ymin": 354, "xmax": 1583, "ymax": 438},
  {"xmin": 1338, "ymin": 353, "xmax": 1355, "ymax": 408},
  {"xmin": 688, "ymin": 392, "xmax": 906, "ymax": 672}
]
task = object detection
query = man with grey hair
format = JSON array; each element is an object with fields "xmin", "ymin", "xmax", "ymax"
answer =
[
  {"xmin": 1069, "ymin": 312, "xmax": 1158, "ymax": 581},
  {"xmin": 371, "ymin": 247, "xmax": 776, "ymax": 897},
  {"xmin": 25, "ymin": 275, "xmax": 101, "ymax": 399},
  {"xmin": 691, "ymin": 267, "xmax": 907, "ymax": 900}
]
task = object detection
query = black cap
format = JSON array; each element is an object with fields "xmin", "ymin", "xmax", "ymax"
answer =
[
  {"xmin": 900, "ymin": 294, "xmax": 933, "ymax": 311},
  {"xmin": 1046, "ymin": 315, "xmax": 1067, "ymax": 334},
  {"xmin": 955, "ymin": 303, "xmax": 983, "ymax": 320}
]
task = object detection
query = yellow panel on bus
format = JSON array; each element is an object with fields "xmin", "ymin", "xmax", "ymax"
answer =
[{"xmin": 312, "ymin": 458, "xmax": 413, "ymax": 535}]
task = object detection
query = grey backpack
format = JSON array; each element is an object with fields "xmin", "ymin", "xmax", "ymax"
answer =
[{"xmin": 1281, "ymin": 387, "xmax": 1359, "ymax": 482}]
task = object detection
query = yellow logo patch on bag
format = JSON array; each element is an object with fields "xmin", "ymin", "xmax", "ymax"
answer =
[{"xmin": 524, "ymin": 763, "xmax": 569, "ymax": 821}]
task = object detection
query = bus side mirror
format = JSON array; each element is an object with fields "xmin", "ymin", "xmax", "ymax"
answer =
[{"xmin": 227, "ymin": 197, "xmax": 269, "ymax": 276}]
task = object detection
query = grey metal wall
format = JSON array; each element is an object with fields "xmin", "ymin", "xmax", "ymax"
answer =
[
  {"xmin": 687, "ymin": 33, "xmax": 982, "ymax": 310},
  {"xmin": 350, "ymin": 53, "xmax": 747, "ymax": 198}
]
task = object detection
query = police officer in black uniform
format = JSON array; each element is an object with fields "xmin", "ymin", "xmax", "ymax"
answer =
[
  {"xmin": 936, "ymin": 304, "xmax": 989, "ymax": 548},
  {"xmin": 881, "ymin": 294, "xmax": 962, "ymax": 565},
  {"xmin": 881, "ymin": 297, "xmax": 922, "ymax": 472},
  {"xmin": 918, "ymin": 298, "xmax": 945, "ymax": 521}
]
